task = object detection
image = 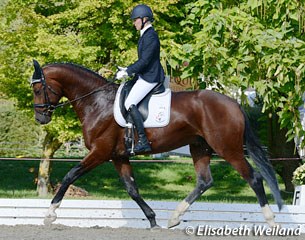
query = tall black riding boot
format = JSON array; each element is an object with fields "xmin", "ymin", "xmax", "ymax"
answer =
[{"xmin": 128, "ymin": 104, "xmax": 152, "ymax": 154}]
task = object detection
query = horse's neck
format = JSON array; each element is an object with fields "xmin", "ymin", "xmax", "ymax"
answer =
[
  {"xmin": 49, "ymin": 66, "xmax": 117, "ymax": 123},
  {"xmin": 60, "ymin": 75, "xmax": 106, "ymax": 100}
]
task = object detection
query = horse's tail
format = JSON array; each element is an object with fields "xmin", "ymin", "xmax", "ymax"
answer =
[{"xmin": 241, "ymin": 108, "xmax": 283, "ymax": 210}]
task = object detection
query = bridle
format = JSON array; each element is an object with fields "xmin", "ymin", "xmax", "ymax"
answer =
[
  {"xmin": 31, "ymin": 71, "xmax": 60, "ymax": 116},
  {"xmin": 31, "ymin": 69, "xmax": 115, "ymax": 116}
]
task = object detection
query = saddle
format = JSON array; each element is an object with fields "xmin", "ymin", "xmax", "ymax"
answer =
[
  {"xmin": 113, "ymin": 77, "xmax": 171, "ymax": 154},
  {"xmin": 119, "ymin": 78, "xmax": 166, "ymax": 123},
  {"xmin": 114, "ymin": 77, "xmax": 171, "ymax": 128}
]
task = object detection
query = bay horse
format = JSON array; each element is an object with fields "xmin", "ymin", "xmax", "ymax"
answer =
[{"xmin": 31, "ymin": 60, "xmax": 282, "ymax": 229}]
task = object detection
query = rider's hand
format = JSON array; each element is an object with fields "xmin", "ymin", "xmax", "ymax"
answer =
[
  {"xmin": 116, "ymin": 67, "xmax": 128, "ymax": 80},
  {"xmin": 118, "ymin": 66, "xmax": 127, "ymax": 71}
]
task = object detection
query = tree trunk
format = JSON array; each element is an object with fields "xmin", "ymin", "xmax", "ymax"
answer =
[
  {"xmin": 37, "ymin": 131, "xmax": 62, "ymax": 197},
  {"xmin": 267, "ymin": 112, "xmax": 301, "ymax": 192}
]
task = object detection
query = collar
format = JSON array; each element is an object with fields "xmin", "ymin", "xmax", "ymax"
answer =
[{"xmin": 140, "ymin": 24, "xmax": 152, "ymax": 36}]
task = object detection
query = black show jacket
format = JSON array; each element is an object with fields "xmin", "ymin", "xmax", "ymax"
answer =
[{"xmin": 127, "ymin": 27, "xmax": 165, "ymax": 83}]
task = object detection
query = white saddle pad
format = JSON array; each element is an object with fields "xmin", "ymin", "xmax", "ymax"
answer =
[{"xmin": 113, "ymin": 83, "xmax": 171, "ymax": 128}]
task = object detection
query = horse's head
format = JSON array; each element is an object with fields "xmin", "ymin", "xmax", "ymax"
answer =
[{"xmin": 31, "ymin": 60, "xmax": 62, "ymax": 124}]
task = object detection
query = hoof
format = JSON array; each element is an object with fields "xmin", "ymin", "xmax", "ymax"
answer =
[
  {"xmin": 167, "ymin": 217, "xmax": 180, "ymax": 229},
  {"xmin": 168, "ymin": 200, "xmax": 189, "ymax": 228},
  {"xmin": 269, "ymin": 223, "xmax": 281, "ymax": 229},
  {"xmin": 43, "ymin": 214, "xmax": 57, "ymax": 225},
  {"xmin": 150, "ymin": 225, "xmax": 162, "ymax": 232},
  {"xmin": 267, "ymin": 220, "xmax": 277, "ymax": 228}
]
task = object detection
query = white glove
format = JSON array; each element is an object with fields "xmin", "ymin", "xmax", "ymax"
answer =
[
  {"xmin": 115, "ymin": 66, "xmax": 128, "ymax": 80},
  {"xmin": 118, "ymin": 66, "xmax": 127, "ymax": 71}
]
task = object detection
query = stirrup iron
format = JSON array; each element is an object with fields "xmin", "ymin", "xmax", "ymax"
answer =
[{"xmin": 124, "ymin": 122, "xmax": 135, "ymax": 155}]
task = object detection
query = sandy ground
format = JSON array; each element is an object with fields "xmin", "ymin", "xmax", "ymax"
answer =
[{"xmin": 0, "ymin": 225, "xmax": 304, "ymax": 240}]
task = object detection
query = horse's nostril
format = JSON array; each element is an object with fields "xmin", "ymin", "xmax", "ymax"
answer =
[{"xmin": 35, "ymin": 114, "xmax": 51, "ymax": 125}]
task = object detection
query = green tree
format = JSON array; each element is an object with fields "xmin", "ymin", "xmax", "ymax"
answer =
[
  {"xmin": 0, "ymin": 0, "xmax": 183, "ymax": 195},
  {"xmin": 169, "ymin": 0, "xmax": 305, "ymax": 191},
  {"xmin": 0, "ymin": 0, "xmax": 95, "ymax": 195},
  {"xmin": 0, "ymin": 98, "xmax": 44, "ymax": 157},
  {"xmin": 2, "ymin": 0, "xmax": 303, "ymax": 194}
]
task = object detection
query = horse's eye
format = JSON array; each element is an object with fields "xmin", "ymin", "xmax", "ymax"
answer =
[{"xmin": 34, "ymin": 89, "xmax": 41, "ymax": 95}]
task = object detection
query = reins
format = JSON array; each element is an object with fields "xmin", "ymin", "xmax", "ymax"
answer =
[
  {"xmin": 32, "ymin": 70, "xmax": 116, "ymax": 114},
  {"xmin": 53, "ymin": 82, "xmax": 114, "ymax": 109}
]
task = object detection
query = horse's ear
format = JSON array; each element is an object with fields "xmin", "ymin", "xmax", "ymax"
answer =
[{"xmin": 32, "ymin": 59, "xmax": 42, "ymax": 79}]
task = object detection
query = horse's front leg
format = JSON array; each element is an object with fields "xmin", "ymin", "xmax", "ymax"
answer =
[
  {"xmin": 44, "ymin": 151, "xmax": 105, "ymax": 225},
  {"xmin": 44, "ymin": 162, "xmax": 85, "ymax": 224},
  {"xmin": 113, "ymin": 157, "xmax": 159, "ymax": 229}
]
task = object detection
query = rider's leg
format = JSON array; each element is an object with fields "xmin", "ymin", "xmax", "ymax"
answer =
[
  {"xmin": 124, "ymin": 78, "xmax": 157, "ymax": 154},
  {"xmin": 124, "ymin": 78, "xmax": 157, "ymax": 110},
  {"xmin": 128, "ymin": 104, "xmax": 151, "ymax": 153}
]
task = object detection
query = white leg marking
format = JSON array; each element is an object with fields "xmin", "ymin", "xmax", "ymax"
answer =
[
  {"xmin": 168, "ymin": 200, "xmax": 190, "ymax": 228},
  {"xmin": 44, "ymin": 201, "xmax": 61, "ymax": 225},
  {"xmin": 261, "ymin": 204, "xmax": 277, "ymax": 227}
]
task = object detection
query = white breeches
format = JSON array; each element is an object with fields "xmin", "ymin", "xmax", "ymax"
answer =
[{"xmin": 124, "ymin": 77, "xmax": 157, "ymax": 110}]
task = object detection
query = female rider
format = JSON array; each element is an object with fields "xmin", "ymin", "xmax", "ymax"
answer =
[{"xmin": 116, "ymin": 4, "xmax": 165, "ymax": 154}]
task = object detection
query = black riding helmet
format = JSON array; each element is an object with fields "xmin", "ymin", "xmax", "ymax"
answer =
[{"xmin": 131, "ymin": 4, "xmax": 154, "ymax": 29}]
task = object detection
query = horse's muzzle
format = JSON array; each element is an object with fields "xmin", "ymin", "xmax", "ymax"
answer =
[{"xmin": 35, "ymin": 111, "xmax": 52, "ymax": 125}]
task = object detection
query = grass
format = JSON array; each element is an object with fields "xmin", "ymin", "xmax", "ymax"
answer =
[{"xmin": 0, "ymin": 159, "xmax": 293, "ymax": 204}]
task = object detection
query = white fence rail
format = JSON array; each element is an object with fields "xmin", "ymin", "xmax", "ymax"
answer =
[{"xmin": 0, "ymin": 199, "xmax": 304, "ymax": 233}]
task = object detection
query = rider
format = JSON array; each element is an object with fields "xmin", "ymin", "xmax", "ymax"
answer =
[{"xmin": 116, "ymin": 4, "xmax": 165, "ymax": 154}]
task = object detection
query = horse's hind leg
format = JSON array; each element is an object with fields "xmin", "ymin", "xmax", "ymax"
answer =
[
  {"xmin": 112, "ymin": 157, "xmax": 159, "ymax": 229},
  {"xmin": 229, "ymin": 157, "xmax": 276, "ymax": 227},
  {"xmin": 168, "ymin": 141, "xmax": 213, "ymax": 228}
]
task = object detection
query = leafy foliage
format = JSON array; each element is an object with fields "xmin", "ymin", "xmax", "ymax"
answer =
[
  {"xmin": 0, "ymin": 0, "xmax": 305, "ymax": 145},
  {"xmin": 170, "ymin": 0, "xmax": 305, "ymax": 142},
  {"xmin": 0, "ymin": 99, "xmax": 44, "ymax": 157},
  {"xmin": 292, "ymin": 163, "xmax": 305, "ymax": 185},
  {"xmin": 0, "ymin": 0, "xmax": 182, "ymax": 144}
]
